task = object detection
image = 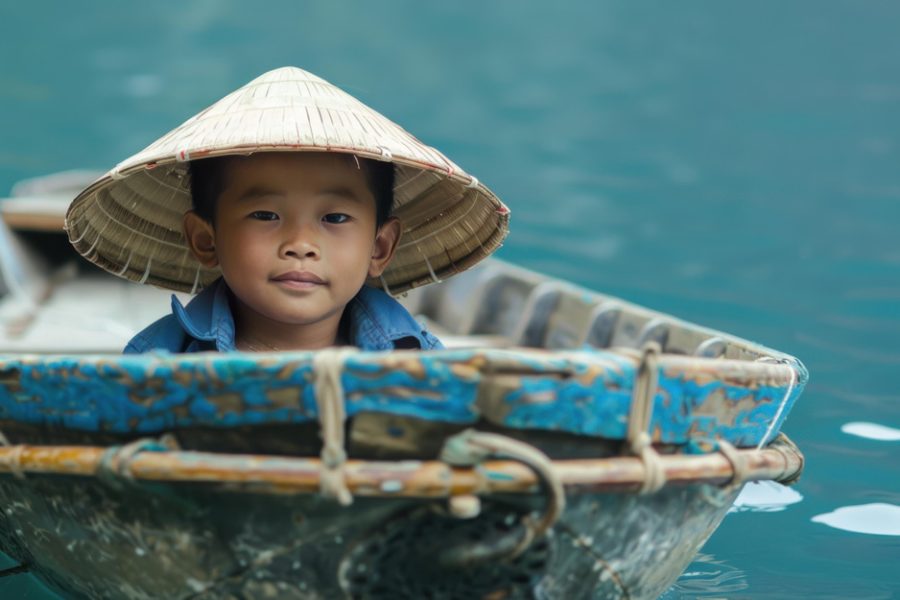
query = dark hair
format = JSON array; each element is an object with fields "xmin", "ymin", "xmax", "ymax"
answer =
[{"xmin": 189, "ymin": 153, "xmax": 394, "ymax": 227}]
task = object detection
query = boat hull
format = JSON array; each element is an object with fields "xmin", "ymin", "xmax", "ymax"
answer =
[
  {"xmin": 0, "ymin": 474, "xmax": 738, "ymax": 599},
  {"xmin": 0, "ymin": 186, "xmax": 809, "ymax": 600}
]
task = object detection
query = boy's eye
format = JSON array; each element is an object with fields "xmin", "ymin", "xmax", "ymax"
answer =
[
  {"xmin": 323, "ymin": 213, "xmax": 350, "ymax": 224},
  {"xmin": 250, "ymin": 211, "xmax": 279, "ymax": 221}
]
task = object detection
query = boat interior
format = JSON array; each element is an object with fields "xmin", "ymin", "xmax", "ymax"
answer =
[
  {"xmin": 0, "ymin": 172, "xmax": 799, "ymax": 460},
  {"xmin": 0, "ymin": 172, "xmax": 787, "ymax": 363}
]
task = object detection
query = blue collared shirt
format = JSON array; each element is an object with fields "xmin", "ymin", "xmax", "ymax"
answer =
[{"xmin": 124, "ymin": 278, "xmax": 442, "ymax": 353}]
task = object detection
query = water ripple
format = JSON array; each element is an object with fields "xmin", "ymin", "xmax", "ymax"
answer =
[{"xmin": 660, "ymin": 553, "xmax": 749, "ymax": 598}]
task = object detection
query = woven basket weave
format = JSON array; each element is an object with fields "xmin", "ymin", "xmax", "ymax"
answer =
[{"xmin": 66, "ymin": 66, "xmax": 509, "ymax": 295}]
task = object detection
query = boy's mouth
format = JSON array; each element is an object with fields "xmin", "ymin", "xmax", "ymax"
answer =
[{"xmin": 271, "ymin": 271, "xmax": 326, "ymax": 289}]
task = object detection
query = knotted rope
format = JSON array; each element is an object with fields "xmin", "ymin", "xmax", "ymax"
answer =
[
  {"xmin": 313, "ymin": 348, "xmax": 356, "ymax": 506},
  {"xmin": 96, "ymin": 436, "xmax": 176, "ymax": 488},
  {"xmin": 627, "ymin": 342, "xmax": 667, "ymax": 494},
  {"xmin": 770, "ymin": 432, "xmax": 804, "ymax": 486},
  {"xmin": 0, "ymin": 431, "xmax": 26, "ymax": 480},
  {"xmin": 699, "ymin": 437, "xmax": 755, "ymax": 507},
  {"xmin": 440, "ymin": 429, "xmax": 565, "ymax": 559},
  {"xmin": 98, "ymin": 438, "xmax": 170, "ymax": 481},
  {"xmin": 755, "ymin": 357, "xmax": 798, "ymax": 450},
  {"xmin": 716, "ymin": 438, "xmax": 750, "ymax": 489}
]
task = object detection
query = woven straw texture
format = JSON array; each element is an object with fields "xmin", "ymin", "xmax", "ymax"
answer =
[{"xmin": 66, "ymin": 67, "xmax": 509, "ymax": 295}]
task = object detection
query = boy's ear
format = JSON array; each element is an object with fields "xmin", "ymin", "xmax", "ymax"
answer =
[
  {"xmin": 183, "ymin": 211, "xmax": 219, "ymax": 268},
  {"xmin": 368, "ymin": 217, "xmax": 402, "ymax": 278}
]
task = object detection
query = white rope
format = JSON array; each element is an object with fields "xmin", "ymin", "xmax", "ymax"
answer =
[
  {"xmin": 700, "ymin": 437, "xmax": 753, "ymax": 507},
  {"xmin": 717, "ymin": 439, "xmax": 750, "ymax": 488},
  {"xmin": 0, "ymin": 434, "xmax": 26, "ymax": 480},
  {"xmin": 67, "ymin": 213, "xmax": 89, "ymax": 244},
  {"xmin": 439, "ymin": 429, "xmax": 565, "ymax": 559},
  {"xmin": 756, "ymin": 359, "xmax": 797, "ymax": 450},
  {"xmin": 376, "ymin": 146, "xmax": 393, "ymax": 162},
  {"xmin": 418, "ymin": 248, "xmax": 442, "ymax": 284},
  {"xmin": 627, "ymin": 342, "xmax": 667, "ymax": 494},
  {"xmin": 190, "ymin": 267, "xmax": 202, "ymax": 295},
  {"xmin": 116, "ymin": 251, "xmax": 134, "ymax": 276},
  {"xmin": 138, "ymin": 258, "xmax": 153, "ymax": 284},
  {"xmin": 313, "ymin": 348, "xmax": 356, "ymax": 506},
  {"xmin": 379, "ymin": 275, "xmax": 394, "ymax": 297}
]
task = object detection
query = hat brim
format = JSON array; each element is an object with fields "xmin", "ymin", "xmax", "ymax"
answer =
[
  {"xmin": 67, "ymin": 150, "xmax": 509, "ymax": 295},
  {"xmin": 65, "ymin": 67, "xmax": 509, "ymax": 295}
]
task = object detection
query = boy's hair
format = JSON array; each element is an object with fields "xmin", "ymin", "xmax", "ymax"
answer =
[{"xmin": 188, "ymin": 154, "xmax": 395, "ymax": 227}]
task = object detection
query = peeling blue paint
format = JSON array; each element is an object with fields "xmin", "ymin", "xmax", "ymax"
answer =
[{"xmin": 0, "ymin": 349, "xmax": 806, "ymax": 449}]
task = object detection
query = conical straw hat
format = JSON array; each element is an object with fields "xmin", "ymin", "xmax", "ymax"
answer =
[{"xmin": 66, "ymin": 66, "xmax": 509, "ymax": 295}]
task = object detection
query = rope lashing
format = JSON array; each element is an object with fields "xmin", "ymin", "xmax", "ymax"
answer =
[
  {"xmin": 379, "ymin": 275, "xmax": 394, "ymax": 297},
  {"xmin": 771, "ymin": 432, "xmax": 805, "ymax": 486},
  {"xmin": 440, "ymin": 429, "xmax": 565, "ymax": 560},
  {"xmin": 313, "ymin": 348, "xmax": 356, "ymax": 506},
  {"xmin": 98, "ymin": 438, "xmax": 170, "ymax": 483},
  {"xmin": 0, "ymin": 430, "xmax": 26, "ymax": 479},
  {"xmin": 0, "ymin": 445, "xmax": 26, "ymax": 480},
  {"xmin": 627, "ymin": 342, "xmax": 667, "ymax": 494},
  {"xmin": 699, "ymin": 438, "xmax": 755, "ymax": 508},
  {"xmin": 755, "ymin": 357, "xmax": 798, "ymax": 451},
  {"xmin": 716, "ymin": 438, "xmax": 750, "ymax": 490}
]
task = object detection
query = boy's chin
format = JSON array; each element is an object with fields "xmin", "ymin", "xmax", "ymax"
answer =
[{"xmin": 259, "ymin": 306, "xmax": 347, "ymax": 328}]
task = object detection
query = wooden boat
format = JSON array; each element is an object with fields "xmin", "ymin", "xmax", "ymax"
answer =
[{"xmin": 0, "ymin": 173, "xmax": 806, "ymax": 599}]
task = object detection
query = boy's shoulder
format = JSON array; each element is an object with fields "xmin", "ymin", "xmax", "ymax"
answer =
[
  {"xmin": 123, "ymin": 312, "xmax": 188, "ymax": 354},
  {"xmin": 124, "ymin": 280, "xmax": 229, "ymax": 354},
  {"xmin": 349, "ymin": 286, "xmax": 443, "ymax": 351},
  {"xmin": 124, "ymin": 282, "xmax": 442, "ymax": 354}
]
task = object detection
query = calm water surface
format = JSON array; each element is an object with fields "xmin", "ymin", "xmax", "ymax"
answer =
[{"xmin": 1, "ymin": 1, "xmax": 898, "ymax": 597}]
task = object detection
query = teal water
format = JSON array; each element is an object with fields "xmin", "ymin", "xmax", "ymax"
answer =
[{"xmin": 1, "ymin": 1, "xmax": 898, "ymax": 597}]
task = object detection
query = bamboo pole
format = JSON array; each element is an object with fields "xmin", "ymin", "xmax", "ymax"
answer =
[{"xmin": 0, "ymin": 436, "xmax": 802, "ymax": 497}]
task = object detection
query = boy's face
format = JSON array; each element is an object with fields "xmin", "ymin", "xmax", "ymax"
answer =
[{"xmin": 183, "ymin": 152, "xmax": 399, "ymax": 347}]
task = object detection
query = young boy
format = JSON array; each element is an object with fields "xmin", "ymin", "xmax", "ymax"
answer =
[
  {"xmin": 65, "ymin": 66, "xmax": 509, "ymax": 353},
  {"xmin": 123, "ymin": 151, "xmax": 441, "ymax": 353}
]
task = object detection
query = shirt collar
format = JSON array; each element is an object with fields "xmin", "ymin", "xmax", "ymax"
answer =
[
  {"xmin": 346, "ymin": 286, "xmax": 430, "ymax": 350},
  {"xmin": 171, "ymin": 279, "xmax": 426, "ymax": 351},
  {"xmin": 171, "ymin": 278, "xmax": 236, "ymax": 351}
]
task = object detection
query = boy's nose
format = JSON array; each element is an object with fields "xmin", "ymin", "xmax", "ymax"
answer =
[{"xmin": 279, "ymin": 225, "xmax": 320, "ymax": 259}]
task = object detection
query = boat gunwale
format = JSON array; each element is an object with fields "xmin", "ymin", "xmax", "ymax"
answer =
[
  {"xmin": 0, "ymin": 347, "xmax": 806, "ymax": 448},
  {"xmin": 0, "ymin": 434, "xmax": 803, "ymax": 497}
]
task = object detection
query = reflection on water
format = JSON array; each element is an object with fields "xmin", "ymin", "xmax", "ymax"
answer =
[
  {"xmin": 812, "ymin": 503, "xmax": 900, "ymax": 536},
  {"xmin": 729, "ymin": 481, "xmax": 803, "ymax": 514},
  {"xmin": 841, "ymin": 421, "xmax": 900, "ymax": 442},
  {"xmin": 660, "ymin": 553, "xmax": 748, "ymax": 599}
]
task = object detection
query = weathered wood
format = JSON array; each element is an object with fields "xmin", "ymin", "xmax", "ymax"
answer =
[
  {"xmin": 0, "ymin": 469, "xmax": 750, "ymax": 599},
  {"xmin": 0, "ymin": 348, "xmax": 806, "ymax": 448},
  {"xmin": 0, "ymin": 435, "xmax": 802, "ymax": 496},
  {"xmin": 0, "ymin": 196, "xmax": 810, "ymax": 599},
  {"xmin": 1, "ymin": 211, "xmax": 66, "ymax": 232}
]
